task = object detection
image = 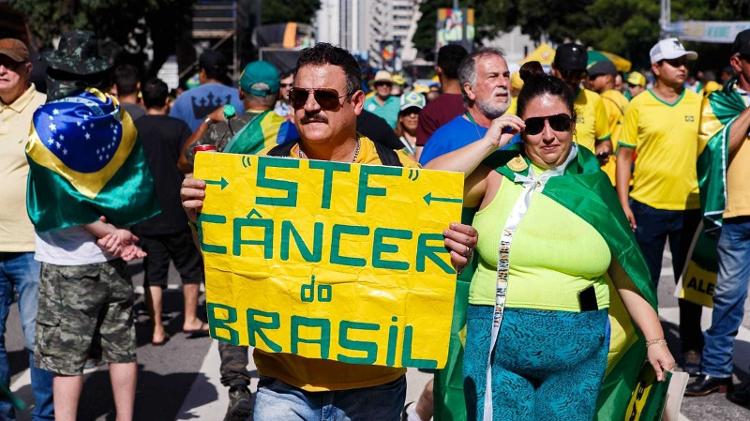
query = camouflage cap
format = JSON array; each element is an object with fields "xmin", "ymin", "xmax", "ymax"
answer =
[{"xmin": 43, "ymin": 30, "xmax": 110, "ymax": 75}]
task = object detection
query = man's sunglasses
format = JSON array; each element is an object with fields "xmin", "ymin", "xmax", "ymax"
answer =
[
  {"xmin": 661, "ymin": 57, "xmax": 688, "ymax": 68},
  {"xmin": 524, "ymin": 113, "xmax": 574, "ymax": 135},
  {"xmin": 288, "ymin": 88, "xmax": 348, "ymax": 110},
  {"xmin": 280, "ymin": 83, "xmax": 293, "ymax": 88}
]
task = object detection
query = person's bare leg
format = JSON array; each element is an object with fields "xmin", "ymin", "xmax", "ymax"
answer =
[
  {"xmin": 182, "ymin": 283, "xmax": 204, "ymax": 331},
  {"xmin": 415, "ymin": 379, "xmax": 434, "ymax": 420},
  {"xmin": 145, "ymin": 285, "xmax": 166, "ymax": 343},
  {"xmin": 109, "ymin": 362, "xmax": 137, "ymax": 421},
  {"xmin": 53, "ymin": 374, "xmax": 84, "ymax": 421}
]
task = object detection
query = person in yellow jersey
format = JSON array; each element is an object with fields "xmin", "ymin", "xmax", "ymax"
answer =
[
  {"xmin": 551, "ymin": 43, "xmax": 612, "ymax": 159},
  {"xmin": 181, "ymin": 43, "xmax": 478, "ymax": 420},
  {"xmin": 616, "ymin": 38, "xmax": 704, "ymax": 375},
  {"xmin": 626, "ymin": 71, "xmax": 647, "ymax": 100},
  {"xmin": 587, "ymin": 59, "xmax": 629, "ymax": 184}
]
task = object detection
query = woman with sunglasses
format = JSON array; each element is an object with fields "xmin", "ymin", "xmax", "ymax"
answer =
[{"xmin": 425, "ymin": 72, "xmax": 675, "ymax": 420}]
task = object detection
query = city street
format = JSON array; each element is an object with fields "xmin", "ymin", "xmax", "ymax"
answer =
[{"xmin": 4, "ymin": 250, "xmax": 749, "ymax": 420}]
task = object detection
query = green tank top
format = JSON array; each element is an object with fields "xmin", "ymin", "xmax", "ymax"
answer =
[{"xmin": 469, "ymin": 175, "xmax": 611, "ymax": 311}]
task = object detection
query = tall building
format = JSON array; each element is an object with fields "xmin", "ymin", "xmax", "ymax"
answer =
[{"xmin": 315, "ymin": 0, "xmax": 421, "ymax": 71}]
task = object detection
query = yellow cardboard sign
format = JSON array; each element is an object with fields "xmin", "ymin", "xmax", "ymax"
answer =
[
  {"xmin": 194, "ymin": 153, "xmax": 464, "ymax": 369},
  {"xmin": 676, "ymin": 260, "xmax": 716, "ymax": 308}
]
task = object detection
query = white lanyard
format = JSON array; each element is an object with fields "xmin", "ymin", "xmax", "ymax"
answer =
[{"xmin": 482, "ymin": 145, "xmax": 578, "ymax": 420}]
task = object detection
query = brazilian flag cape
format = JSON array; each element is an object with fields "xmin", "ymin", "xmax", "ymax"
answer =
[
  {"xmin": 223, "ymin": 110, "xmax": 298, "ymax": 155},
  {"xmin": 26, "ymin": 88, "xmax": 160, "ymax": 232},
  {"xmin": 482, "ymin": 144, "xmax": 657, "ymax": 420},
  {"xmin": 697, "ymin": 79, "xmax": 746, "ymax": 229}
]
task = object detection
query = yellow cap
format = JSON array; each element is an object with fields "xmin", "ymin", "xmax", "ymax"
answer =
[
  {"xmin": 626, "ymin": 71, "xmax": 647, "ymax": 87},
  {"xmin": 392, "ymin": 74, "xmax": 406, "ymax": 86}
]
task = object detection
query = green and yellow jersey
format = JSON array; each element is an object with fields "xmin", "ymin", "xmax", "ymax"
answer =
[
  {"xmin": 573, "ymin": 88, "xmax": 611, "ymax": 153},
  {"xmin": 619, "ymin": 88, "xmax": 702, "ymax": 210}
]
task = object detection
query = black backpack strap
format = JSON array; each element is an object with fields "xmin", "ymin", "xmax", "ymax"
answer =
[
  {"xmin": 372, "ymin": 140, "xmax": 403, "ymax": 167},
  {"xmin": 267, "ymin": 139, "xmax": 298, "ymax": 157}
]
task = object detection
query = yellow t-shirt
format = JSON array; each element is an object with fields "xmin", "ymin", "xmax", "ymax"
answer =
[
  {"xmin": 574, "ymin": 88, "xmax": 611, "ymax": 153},
  {"xmin": 253, "ymin": 135, "xmax": 416, "ymax": 392},
  {"xmin": 506, "ymin": 96, "xmax": 518, "ymax": 116},
  {"xmin": 0, "ymin": 84, "xmax": 46, "ymax": 252},
  {"xmin": 619, "ymin": 89, "xmax": 701, "ymax": 210},
  {"xmin": 600, "ymin": 89, "xmax": 629, "ymax": 184},
  {"xmin": 469, "ymin": 177, "xmax": 611, "ymax": 311}
]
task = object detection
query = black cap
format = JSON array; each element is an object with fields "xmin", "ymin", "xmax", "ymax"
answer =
[
  {"xmin": 587, "ymin": 60, "xmax": 617, "ymax": 77},
  {"xmin": 731, "ymin": 29, "xmax": 750, "ymax": 57},
  {"xmin": 554, "ymin": 43, "xmax": 588, "ymax": 72},
  {"xmin": 199, "ymin": 50, "xmax": 228, "ymax": 74}
]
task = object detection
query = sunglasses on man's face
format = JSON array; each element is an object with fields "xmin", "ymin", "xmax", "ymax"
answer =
[
  {"xmin": 280, "ymin": 83, "xmax": 293, "ymax": 88},
  {"xmin": 374, "ymin": 81, "xmax": 393, "ymax": 88},
  {"xmin": 523, "ymin": 113, "xmax": 574, "ymax": 135},
  {"xmin": 288, "ymin": 87, "xmax": 348, "ymax": 110},
  {"xmin": 662, "ymin": 57, "xmax": 688, "ymax": 68}
]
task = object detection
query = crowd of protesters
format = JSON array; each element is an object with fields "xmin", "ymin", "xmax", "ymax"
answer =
[{"xmin": 1, "ymin": 26, "xmax": 750, "ymax": 421}]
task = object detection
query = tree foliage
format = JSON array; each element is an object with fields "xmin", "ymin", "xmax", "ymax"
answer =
[
  {"xmin": 413, "ymin": 0, "xmax": 750, "ymax": 68},
  {"xmin": 261, "ymin": 0, "xmax": 320, "ymax": 25}
]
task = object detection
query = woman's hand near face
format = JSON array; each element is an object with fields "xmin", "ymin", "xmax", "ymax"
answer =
[{"xmin": 483, "ymin": 115, "xmax": 525, "ymax": 149}]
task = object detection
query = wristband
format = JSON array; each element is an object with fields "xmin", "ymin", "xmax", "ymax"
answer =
[{"xmin": 203, "ymin": 116, "xmax": 213, "ymax": 126}]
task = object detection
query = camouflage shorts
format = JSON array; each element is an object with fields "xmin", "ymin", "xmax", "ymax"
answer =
[{"xmin": 35, "ymin": 259, "xmax": 136, "ymax": 375}]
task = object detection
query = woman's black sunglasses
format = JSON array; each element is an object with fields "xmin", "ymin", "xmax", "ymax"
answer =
[
  {"xmin": 524, "ymin": 114, "xmax": 574, "ymax": 135},
  {"xmin": 289, "ymin": 88, "xmax": 348, "ymax": 110}
]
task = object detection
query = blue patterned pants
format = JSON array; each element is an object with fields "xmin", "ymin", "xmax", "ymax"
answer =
[{"xmin": 463, "ymin": 305, "xmax": 609, "ymax": 421}]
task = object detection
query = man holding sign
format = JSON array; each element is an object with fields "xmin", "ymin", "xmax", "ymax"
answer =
[{"xmin": 181, "ymin": 43, "xmax": 476, "ymax": 419}]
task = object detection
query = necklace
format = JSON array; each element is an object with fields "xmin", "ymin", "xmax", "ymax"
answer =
[
  {"xmin": 465, "ymin": 111, "xmax": 484, "ymax": 141},
  {"xmin": 297, "ymin": 137, "xmax": 360, "ymax": 162}
]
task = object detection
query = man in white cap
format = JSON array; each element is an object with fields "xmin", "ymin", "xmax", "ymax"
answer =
[
  {"xmin": 616, "ymin": 38, "xmax": 704, "ymax": 375},
  {"xmin": 364, "ymin": 70, "xmax": 400, "ymax": 128}
]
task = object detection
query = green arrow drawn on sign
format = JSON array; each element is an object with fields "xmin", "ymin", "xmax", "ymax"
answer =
[
  {"xmin": 423, "ymin": 192, "xmax": 463, "ymax": 205},
  {"xmin": 204, "ymin": 177, "xmax": 228, "ymax": 190}
]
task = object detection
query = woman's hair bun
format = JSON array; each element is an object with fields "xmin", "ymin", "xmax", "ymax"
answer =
[{"xmin": 519, "ymin": 61, "xmax": 545, "ymax": 83}]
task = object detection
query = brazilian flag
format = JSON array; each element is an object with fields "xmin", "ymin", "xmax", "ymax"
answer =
[
  {"xmin": 697, "ymin": 79, "xmax": 745, "ymax": 230},
  {"xmin": 26, "ymin": 88, "xmax": 160, "ymax": 232},
  {"xmin": 223, "ymin": 110, "xmax": 298, "ymax": 155}
]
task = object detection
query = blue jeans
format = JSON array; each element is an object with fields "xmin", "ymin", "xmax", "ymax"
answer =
[
  {"xmin": 0, "ymin": 252, "xmax": 54, "ymax": 420},
  {"xmin": 630, "ymin": 200, "xmax": 704, "ymax": 353},
  {"xmin": 253, "ymin": 375, "xmax": 406, "ymax": 420},
  {"xmin": 702, "ymin": 216, "xmax": 750, "ymax": 377}
]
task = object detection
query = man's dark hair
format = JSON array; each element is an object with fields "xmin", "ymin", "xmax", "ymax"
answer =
[
  {"xmin": 437, "ymin": 44, "xmax": 468, "ymax": 79},
  {"xmin": 114, "ymin": 64, "xmax": 139, "ymax": 96},
  {"xmin": 296, "ymin": 43, "xmax": 361, "ymax": 95},
  {"xmin": 141, "ymin": 77, "xmax": 169, "ymax": 109},
  {"xmin": 280, "ymin": 68, "xmax": 295, "ymax": 79}
]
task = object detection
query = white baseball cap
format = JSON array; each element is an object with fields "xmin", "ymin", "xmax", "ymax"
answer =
[{"xmin": 649, "ymin": 38, "xmax": 698, "ymax": 64}]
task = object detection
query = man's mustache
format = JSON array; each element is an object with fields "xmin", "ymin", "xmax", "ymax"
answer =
[{"xmin": 301, "ymin": 114, "xmax": 328, "ymax": 124}]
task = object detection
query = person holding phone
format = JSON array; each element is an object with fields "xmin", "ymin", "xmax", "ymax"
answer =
[{"xmin": 426, "ymin": 72, "xmax": 674, "ymax": 421}]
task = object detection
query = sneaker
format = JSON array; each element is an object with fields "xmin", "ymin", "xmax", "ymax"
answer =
[
  {"xmin": 682, "ymin": 350, "xmax": 702, "ymax": 377},
  {"xmin": 224, "ymin": 385, "xmax": 252, "ymax": 421}
]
